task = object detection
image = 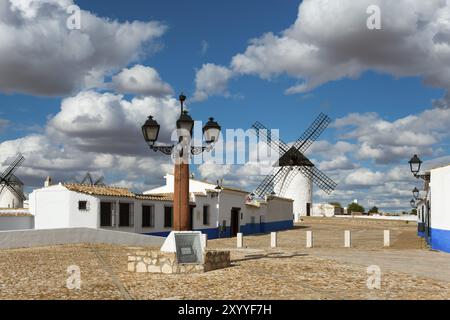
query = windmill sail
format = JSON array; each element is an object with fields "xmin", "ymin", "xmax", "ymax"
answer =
[
  {"xmin": 70, "ymin": 172, "xmax": 105, "ymax": 186},
  {"xmin": 293, "ymin": 113, "xmax": 332, "ymax": 153},
  {"xmin": 0, "ymin": 154, "xmax": 24, "ymax": 182}
]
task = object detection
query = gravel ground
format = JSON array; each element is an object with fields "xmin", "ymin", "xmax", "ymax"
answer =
[{"xmin": 0, "ymin": 217, "xmax": 449, "ymax": 300}]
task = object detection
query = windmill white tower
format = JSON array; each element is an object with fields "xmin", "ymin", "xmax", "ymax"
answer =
[
  {"xmin": 252, "ymin": 114, "xmax": 337, "ymax": 222},
  {"xmin": 274, "ymin": 173, "xmax": 313, "ymax": 222},
  {"xmin": 0, "ymin": 154, "xmax": 26, "ymax": 209}
]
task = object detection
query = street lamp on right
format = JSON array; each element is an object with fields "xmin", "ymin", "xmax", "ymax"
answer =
[
  {"xmin": 412, "ymin": 187, "xmax": 421, "ymax": 200},
  {"xmin": 408, "ymin": 154, "xmax": 430, "ymax": 181}
]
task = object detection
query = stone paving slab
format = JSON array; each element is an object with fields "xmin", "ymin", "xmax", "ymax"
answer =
[{"xmin": 0, "ymin": 218, "xmax": 449, "ymax": 300}]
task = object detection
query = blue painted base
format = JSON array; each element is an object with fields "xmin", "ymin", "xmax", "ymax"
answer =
[
  {"xmin": 430, "ymin": 228, "xmax": 450, "ymax": 253},
  {"xmin": 142, "ymin": 220, "xmax": 294, "ymax": 240},
  {"xmin": 418, "ymin": 223, "xmax": 425, "ymax": 238}
]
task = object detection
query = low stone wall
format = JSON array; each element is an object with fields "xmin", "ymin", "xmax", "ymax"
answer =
[
  {"xmin": 0, "ymin": 228, "xmax": 164, "ymax": 249},
  {"xmin": 128, "ymin": 250, "xmax": 231, "ymax": 274}
]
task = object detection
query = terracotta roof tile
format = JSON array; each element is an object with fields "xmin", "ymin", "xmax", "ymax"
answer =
[
  {"xmin": 135, "ymin": 193, "xmax": 173, "ymax": 201},
  {"xmin": 63, "ymin": 184, "xmax": 177, "ymax": 202},
  {"xmin": 64, "ymin": 184, "xmax": 135, "ymax": 198}
]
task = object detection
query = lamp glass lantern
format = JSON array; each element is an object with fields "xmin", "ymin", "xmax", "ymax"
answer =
[
  {"xmin": 412, "ymin": 187, "xmax": 420, "ymax": 199},
  {"xmin": 177, "ymin": 110, "xmax": 195, "ymax": 138},
  {"xmin": 203, "ymin": 117, "xmax": 221, "ymax": 144},
  {"xmin": 142, "ymin": 116, "xmax": 160, "ymax": 145},
  {"xmin": 409, "ymin": 154, "xmax": 422, "ymax": 175},
  {"xmin": 410, "ymin": 199, "xmax": 416, "ymax": 208}
]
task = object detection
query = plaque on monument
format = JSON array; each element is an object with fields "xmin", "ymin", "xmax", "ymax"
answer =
[{"xmin": 174, "ymin": 233, "xmax": 203, "ymax": 264}]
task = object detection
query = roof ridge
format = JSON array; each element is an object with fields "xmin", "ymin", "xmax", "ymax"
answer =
[{"xmin": 63, "ymin": 183, "xmax": 130, "ymax": 190}]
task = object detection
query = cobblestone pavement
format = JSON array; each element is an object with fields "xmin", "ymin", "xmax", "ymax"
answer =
[{"xmin": 0, "ymin": 218, "xmax": 449, "ymax": 300}]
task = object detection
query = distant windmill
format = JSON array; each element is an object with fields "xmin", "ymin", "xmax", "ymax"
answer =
[
  {"xmin": 251, "ymin": 113, "xmax": 337, "ymax": 219},
  {"xmin": 0, "ymin": 154, "xmax": 26, "ymax": 208},
  {"xmin": 70, "ymin": 172, "xmax": 105, "ymax": 186}
]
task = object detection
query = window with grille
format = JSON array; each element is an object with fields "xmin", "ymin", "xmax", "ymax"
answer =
[
  {"xmin": 119, "ymin": 203, "xmax": 134, "ymax": 227},
  {"xmin": 78, "ymin": 201, "xmax": 88, "ymax": 211},
  {"xmin": 100, "ymin": 202, "xmax": 112, "ymax": 227},
  {"xmin": 203, "ymin": 205, "xmax": 210, "ymax": 225},
  {"xmin": 142, "ymin": 205, "xmax": 155, "ymax": 228},
  {"xmin": 164, "ymin": 206, "xmax": 173, "ymax": 228}
]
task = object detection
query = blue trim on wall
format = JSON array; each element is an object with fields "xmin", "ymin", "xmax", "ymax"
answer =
[
  {"xmin": 143, "ymin": 227, "xmax": 231, "ymax": 240},
  {"xmin": 430, "ymin": 228, "xmax": 450, "ymax": 253},
  {"xmin": 142, "ymin": 220, "xmax": 293, "ymax": 239},
  {"xmin": 417, "ymin": 223, "xmax": 425, "ymax": 238},
  {"xmin": 262, "ymin": 220, "xmax": 293, "ymax": 233}
]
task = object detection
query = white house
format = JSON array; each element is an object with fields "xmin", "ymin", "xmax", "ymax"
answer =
[
  {"xmin": 416, "ymin": 164, "xmax": 450, "ymax": 253},
  {"xmin": 30, "ymin": 175, "xmax": 294, "ymax": 239},
  {"xmin": 312, "ymin": 203, "xmax": 337, "ymax": 217}
]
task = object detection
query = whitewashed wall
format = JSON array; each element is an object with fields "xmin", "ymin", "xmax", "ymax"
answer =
[
  {"xmin": 31, "ymin": 185, "xmax": 72, "ymax": 229},
  {"xmin": 431, "ymin": 166, "xmax": 450, "ymax": 231},
  {"xmin": 218, "ymin": 190, "xmax": 247, "ymax": 229},
  {"xmin": 313, "ymin": 204, "xmax": 336, "ymax": 217},
  {"xmin": 192, "ymin": 193, "xmax": 219, "ymax": 230},
  {"xmin": 265, "ymin": 197, "xmax": 294, "ymax": 223}
]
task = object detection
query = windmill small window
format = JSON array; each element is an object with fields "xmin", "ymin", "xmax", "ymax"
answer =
[{"xmin": 78, "ymin": 201, "xmax": 89, "ymax": 211}]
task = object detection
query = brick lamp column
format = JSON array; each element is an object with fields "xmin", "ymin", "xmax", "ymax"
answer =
[{"xmin": 173, "ymin": 161, "xmax": 190, "ymax": 231}]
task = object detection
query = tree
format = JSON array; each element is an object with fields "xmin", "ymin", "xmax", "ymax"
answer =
[
  {"xmin": 368, "ymin": 206, "xmax": 379, "ymax": 214},
  {"xmin": 347, "ymin": 203, "xmax": 365, "ymax": 214},
  {"xmin": 329, "ymin": 202, "xmax": 342, "ymax": 208},
  {"xmin": 411, "ymin": 208, "xmax": 417, "ymax": 215}
]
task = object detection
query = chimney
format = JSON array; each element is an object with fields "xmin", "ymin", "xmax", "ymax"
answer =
[{"xmin": 44, "ymin": 176, "xmax": 52, "ymax": 187}]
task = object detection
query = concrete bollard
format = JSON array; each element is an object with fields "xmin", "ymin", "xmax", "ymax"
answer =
[
  {"xmin": 271, "ymin": 232, "xmax": 277, "ymax": 248},
  {"xmin": 345, "ymin": 230, "xmax": 351, "ymax": 248},
  {"xmin": 306, "ymin": 231, "xmax": 313, "ymax": 248},
  {"xmin": 384, "ymin": 230, "xmax": 390, "ymax": 247},
  {"xmin": 237, "ymin": 233, "xmax": 243, "ymax": 248},
  {"xmin": 202, "ymin": 233, "xmax": 208, "ymax": 250}
]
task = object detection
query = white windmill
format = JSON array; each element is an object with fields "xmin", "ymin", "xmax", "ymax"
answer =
[
  {"xmin": 251, "ymin": 114, "xmax": 337, "ymax": 222},
  {"xmin": 0, "ymin": 154, "xmax": 26, "ymax": 209}
]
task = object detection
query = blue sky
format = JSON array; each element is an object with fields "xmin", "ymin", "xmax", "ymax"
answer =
[{"xmin": 1, "ymin": 0, "xmax": 450, "ymax": 211}]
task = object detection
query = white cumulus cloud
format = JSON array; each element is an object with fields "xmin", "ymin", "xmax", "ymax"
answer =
[
  {"xmin": 193, "ymin": 63, "xmax": 234, "ymax": 102},
  {"xmin": 0, "ymin": 0, "xmax": 167, "ymax": 96},
  {"xmin": 194, "ymin": 0, "xmax": 450, "ymax": 103},
  {"xmin": 111, "ymin": 65, "xmax": 173, "ymax": 97}
]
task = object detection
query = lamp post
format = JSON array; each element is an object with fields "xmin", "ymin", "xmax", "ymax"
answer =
[
  {"xmin": 412, "ymin": 187, "xmax": 422, "ymax": 201},
  {"xmin": 142, "ymin": 94, "xmax": 221, "ymax": 231},
  {"xmin": 410, "ymin": 199, "xmax": 417, "ymax": 209},
  {"xmin": 408, "ymin": 154, "xmax": 430, "ymax": 181}
]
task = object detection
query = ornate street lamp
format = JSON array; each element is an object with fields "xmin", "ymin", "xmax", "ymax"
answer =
[
  {"xmin": 408, "ymin": 154, "xmax": 430, "ymax": 182},
  {"xmin": 142, "ymin": 95, "xmax": 220, "ymax": 156},
  {"xmin": 412, "ymin": 187, "xmax": 420, "ymax": 200},
  {"xmin": 142, "ymin": 94, "xmax": 221, "ymax": 231},
  {"xmin": 409, "ymin": 155, "xmax": 422, "ymax": 175},
  {"xmin": 410, "ymin": 199, "xmax": 417, "ymax": 209},
  {"xmin": 203, "ymin": 117, "xmax": 221, "ymax": 144},
  {"xmin": 142, "ymin": 116, "xmax": 160, "ymax": 145}
]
